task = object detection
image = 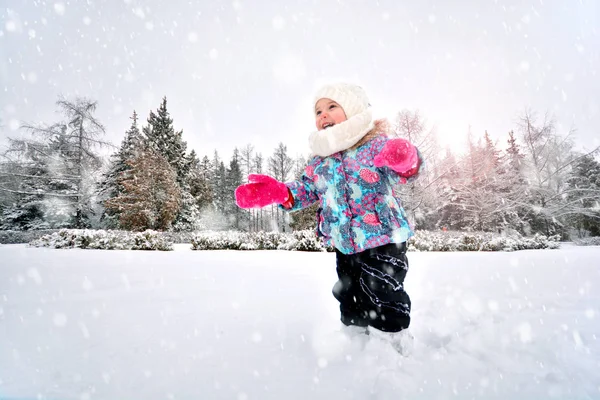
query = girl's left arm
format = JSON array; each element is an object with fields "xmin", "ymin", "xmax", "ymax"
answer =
[{"xmin": 372, "ymin": 136, "xmax": 425, "ymax": 184}]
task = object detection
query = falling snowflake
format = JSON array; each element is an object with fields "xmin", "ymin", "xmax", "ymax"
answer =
[
  {"xmin": 54, "ymin": 3, "xmax": 66, "ymax": 16},
  {"xmin": 53, "ymin": 313, "xmax": 68, "ymax": 327},
  {"xmin": 272, "ymin": 15, "xmax": 285, "ymax": 30}
]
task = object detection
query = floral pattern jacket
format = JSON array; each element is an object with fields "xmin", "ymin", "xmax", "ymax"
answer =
[{"xmin": 283, "ymin": 135, "xmax": 423, "ymax": 255}]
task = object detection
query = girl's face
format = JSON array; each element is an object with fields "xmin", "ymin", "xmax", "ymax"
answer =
[{"xmin": 315, "ymin": 98, "xmax": 347, "ymax": 131}]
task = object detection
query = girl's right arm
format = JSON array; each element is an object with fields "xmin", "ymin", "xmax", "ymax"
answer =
[{"xmin": 280, "ymin": 158, "xmax": 320, "ymax": 212}]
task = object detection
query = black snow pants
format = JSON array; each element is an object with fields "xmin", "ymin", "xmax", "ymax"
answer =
[{"xmin": 332, "ymin": 242, "xmax": 411, "ymax": 332}]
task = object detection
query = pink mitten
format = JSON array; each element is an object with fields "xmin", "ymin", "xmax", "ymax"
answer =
[
  {"xmin": 373, "ymin": 138, "xmax": 420, "ymax": 178},
  {"xmin": 235, "ymin": 174, "xmax": 292, "ymax": 209}
]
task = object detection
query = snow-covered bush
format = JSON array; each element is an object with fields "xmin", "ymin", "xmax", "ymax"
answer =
[
  {"xmin": 573, "ymin": 237, "xmax": 600, "ymax": 246},
  {"xmin": 191, "ymin": 231, "xmax": 251, "ymax": 251},
  {"xmin": 0, "ymin": 230, "xmax": 58, "ymax": 244},
  {"xmin": 29, "ymin": 229, "xmax": 173, "ymax": 251},
  {"xmin": 408, "ymin": 230, "xmax": 560, "ymax": 252},
  {"xmin": 277, "ymin": 230, "xmax": 330, "ymax": 252},
  {"xmin": 254, "ymin": 231, "xmax": 284, "ymax": 250},
  {"xmin": 26, "ymin": 229, "xmax": 560, "ymax": 252},
  {"xmin": 191, "ymin": 230, "xmax": 329, "ymax": 252},
  {"xmin": 130, "ymin": 230, "xmax": 173, "ymax": 251},
  {"xmin": 191, "ymin": 230, "xmax": 561, "ymax": 252}
]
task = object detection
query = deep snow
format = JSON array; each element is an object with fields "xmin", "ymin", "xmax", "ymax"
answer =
[{"xmin": 1, "ymin": 244, "xmax": 599, "ymax": 399}]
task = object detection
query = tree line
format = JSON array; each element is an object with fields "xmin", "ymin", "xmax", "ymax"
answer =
[{"xmin": 1, "ymin": 96, "xmax": 598, "ymax": 238}]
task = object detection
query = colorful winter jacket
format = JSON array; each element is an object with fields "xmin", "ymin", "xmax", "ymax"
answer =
[{"xmin": 283, "ymin": 134, "xmax": 423, "ymax": 255}]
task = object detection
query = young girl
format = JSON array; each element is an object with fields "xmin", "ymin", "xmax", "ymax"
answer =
[{"xmin": 235, "ymin": 83, "xmax": 423, "ymax": 353}]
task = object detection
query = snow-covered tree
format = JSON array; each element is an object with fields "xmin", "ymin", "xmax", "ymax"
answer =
[
  {"xmin": 97, "ymin": 110, "xmax": 143, "ymax": 228},
  {"xmin": 240, "ymin": 144, "xmax": 254, "ymax": 178},
  {"xmin": 142, "ymin": 97, "xmax": 200, "ymax": 230},
  {"xmin": 288, "ymin": 154, "xmax": 317, "ymax": 232},
  {"xmin": 268, "ymin": 143, "xmax": 293, "ymax": 232},
  {"xmin": 226, "ymin": 149, "xmax": 244, "ymax": 229},
  {"xmin": 253, "ymin": 152, "xmax": 264, "ymax": 175},
  {"xmin": 105, "ymin": 149, "xmax": 180, "ymax": 231},
  {"xmin": 143, "ymin": 97, "xmax": 187, "ymax": 181},
  {"xmin": 494, "ymin": 130, "xmax": 530, "ymax": 234},
  {"xmin": 437, "ymin": 147, "xmax": 464, "ymax": 230},
  {"xmin": 565, "ymin": 153, "xmax": 600, "ymax": 236},
  {"xmin": 196, "ymin": 155, "xmax": 214, "ymax": 210},
  {"xmin": 172, "ymin": 149, "xmax": 201, "ymax": 231},
  {"xmin": 391, "ymin": 110, "xmax": 440, "ymax": 228},
  {"xmin": 518, "ymin": 111, "xmax": 574, "ymax": 236},
  {"xmin": 251, "ymin": 151, "xmax": 265, "ymax": 231},
  {"xmin": 213, "ymin": 160, "xmax": 228, "ymax": 214},
  {"xmin": 0, "ymin": 97, "xmax": 109, "ymax": 229}
]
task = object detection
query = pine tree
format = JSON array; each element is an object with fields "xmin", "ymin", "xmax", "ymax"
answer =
[
  {"xmin": 196, "ymin": 155, "xmax": 214, "ymax": 209},
  {"xmin": 0, "ymin": 138, "xmax": 58, "ymax": 230},
  {"xmin": 105, "ymin": 149, "xmax": 180, "ymax": 231},
  {"xmin": 495, "ymin": 130, "xmax": 529, "ymax": 234},
  {"xmin": 226, "ymin": 149, "xmax": 244, "ymax": 229},
  {"xmin": 240, "ymin": 144, "xmax": 254, "ymax": 177},
  {"xmin": 253, "ymin": 152, "xmax": 264, "ymax": 231},
  {"xmin": 142, "ymin": 97, "xmax": 199, "ymax": 230},
  {"xmin": 214, "ymin": 161, "xmax": 228, "ymax": 215},
  {"xmin": 253, "ymin": 152, "xmax": 264, "ymax": 175},
  {"xmin": 437, "ymin": 148, "xmax": 465, "ymax": 230},
  {"xmin": 143, "ymin": 97, "xmax": 187, "ymax": 180},
  {"xmin": 97, "ymin": 110, "xmax": 143, "ymax": 228},
  {"xmin": 565, "ymin": 154, "xmax": 600, "ymax": 236},
  {"xmin": 187, "ymin": 150, "xmax": 204, "ymax": 207},
  {"xmin": 444, "ymin": 130, "xmax": 503, "ymax": 232},
  {"xmin": 211, "ymin": 150, "xmax": 222, "ymax": 211}
]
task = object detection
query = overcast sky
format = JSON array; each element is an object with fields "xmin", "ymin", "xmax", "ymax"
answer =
[{"xmin": 1, "ymin": 0, "xmax": 598, "ymax": 162}]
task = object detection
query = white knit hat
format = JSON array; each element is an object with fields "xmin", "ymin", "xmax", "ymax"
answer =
[
  {"xmin": 313, "ymin": 83, "xmax": 370, "ymax": 119},
  {"xmin": 309, "ymin": 83, "xmax": 375, "ymax": 157}
]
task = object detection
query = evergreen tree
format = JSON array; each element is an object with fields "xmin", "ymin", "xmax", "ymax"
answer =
[
  {"xmin": 253, "ymin": 152, "xmax": 264, "ymax": 231},
  {"xmin": 97, "ymin": 110, "xmax": 143, "ymax": 228},
  {"xmin": 442, "ymin": 130, "xmax": 502, "ymax": 232},
  {"xmin": 105, "ymin": 149, "xmax": 180, "ymax": 231},
  {"xmin": 196, "ymin": 155, "xmax": 214, "ymax": 209},
  {"xmin": 565, "ymin": 154, "xmax": 600, "ymax": 236},
  {"xmin": 214, "ymin": 161, "xmax": 228, "ymax": 215},
  {"xmin": 240, "ymin": 144, "xmax": 254, "ymax": 177},
  {"xmin": 142, "ymin": 97, "xmax": 199, "ymax": 230},
  {"xmin": 495, "ymin": 130, "xmax": 529, "ymax": 234},
  {"xmin": 172, "ymin": 149, "xmax": 201, "ymax": 231},
  {"xmin": 253, "ymin": 152, "xmax": 264, "ymax": 175},
  {"xmin": 143, "ymin": 97, "xmax": 187, "ymax": 181},
  {"xmin": 226, "ymin": 149, "xmax": 244, "ymax": 229},
  {"xmin": 437, "ymin": 148, "xmax": 465, "ymax": 230},
  {"xmin": 0, "ymin": 138, "xmax": 60, "ymax": 230}
]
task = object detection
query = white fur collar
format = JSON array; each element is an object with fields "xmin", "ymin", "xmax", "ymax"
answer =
[{"xmin": 308, "ymin": 108, "xmax": 375, "ymax": 157}]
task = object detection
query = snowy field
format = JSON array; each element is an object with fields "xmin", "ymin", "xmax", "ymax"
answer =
[{"xmin": 1, "ymin": 244, "xmax": 599, "ymax": 400}]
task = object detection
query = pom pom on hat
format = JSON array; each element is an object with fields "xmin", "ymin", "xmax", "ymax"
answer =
[{"xmin": 313, "ymin": 83, "xmax": 370, "ymax": 119}]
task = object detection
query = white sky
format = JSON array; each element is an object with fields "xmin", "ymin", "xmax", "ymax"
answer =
[{"xmin": 1, "ymin": 0, "xmax": 598, "ymax": 161}]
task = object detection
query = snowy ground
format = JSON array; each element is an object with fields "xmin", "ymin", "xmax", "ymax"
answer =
[{"xmin": 1, "ymin": 244, "xmax": 599, "ymax": 400}]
